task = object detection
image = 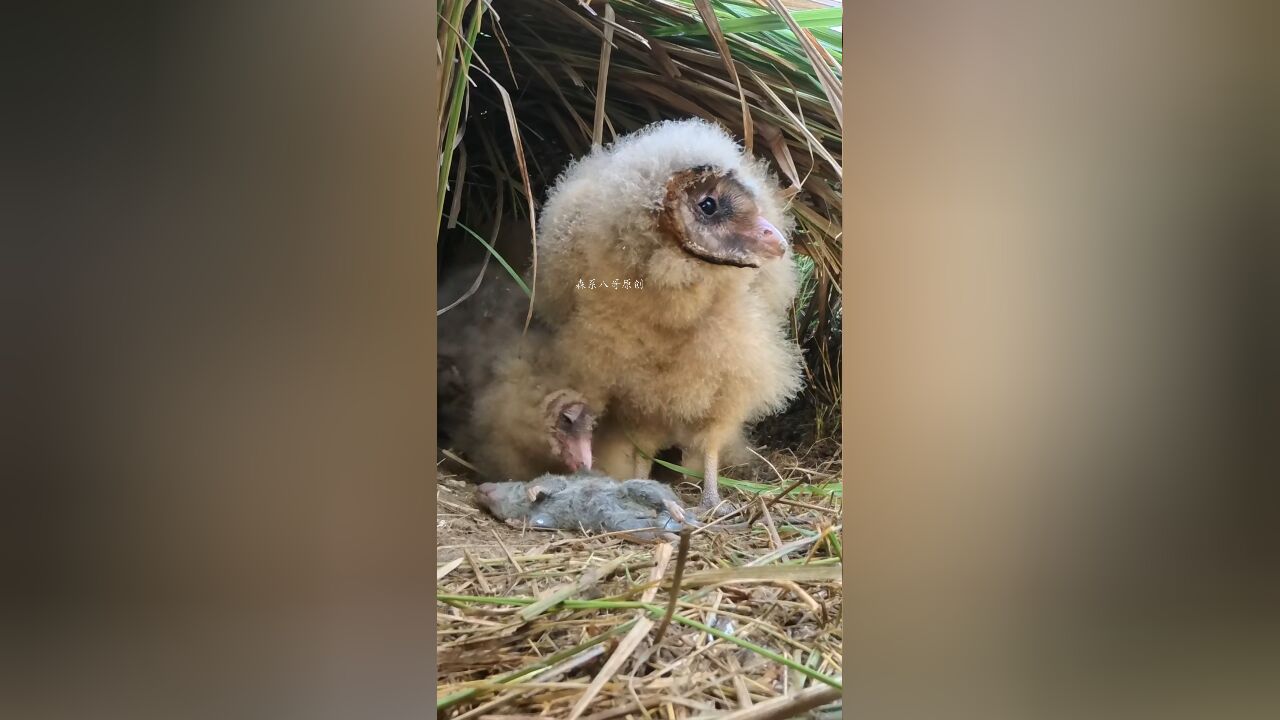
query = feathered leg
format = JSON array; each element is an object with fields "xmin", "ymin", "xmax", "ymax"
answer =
[
  {"xmin": 607, "ymin": 441, "xmax": 655, "ymax": 479},
  {"xmin": 685, "ymin": 447, "xmax": 732, "ymax": 518},
  {"xmin": 595, "ymin": 417, "xmax": 658, "ymax": 480},
  {"xmin": 633, "ymin": 450, "xmax": 653, "ymax": 479},
  {"xmin": 696, "ymin": 446, "xmax": 726, "ymax": 514},
  {"xmin": 593, "ymin": 420, "xmax": 636, "ymax": 479}
]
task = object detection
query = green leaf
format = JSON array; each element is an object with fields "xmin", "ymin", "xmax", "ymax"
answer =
[
  {"xmin": 645, "ymin": 453, "xmax": 842, "ymax": 498},
  {"xmin": 454, "ymin": 221, "xmax": 532, "ymax": 298},
  {"xmin": 438, "ymin": 0, "xmax": 487, "ymax": 223},
  {"xmin": 650, "ymin": 8, "xmax": 842, "ymax": 38}
]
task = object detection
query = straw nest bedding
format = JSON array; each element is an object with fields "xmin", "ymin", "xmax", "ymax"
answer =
[{"xmin": 436, "ymin": 441, "xmax": 843, "ymax": 719}]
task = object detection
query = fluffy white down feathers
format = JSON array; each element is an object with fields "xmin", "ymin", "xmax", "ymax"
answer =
[
  {"xmin": 534, "ymin": 119, "xmax": 796, "ymax": 321},
  {"xmin": 530, "ymin": 118, "xmax": 804, "ymax": 505}
]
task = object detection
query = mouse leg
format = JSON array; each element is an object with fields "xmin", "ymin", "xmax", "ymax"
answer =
[
  {"xmin": 621, "ymin": 479, "xmax": 689, "ymax": 527},
  {"xmin": 523, "ymin": 477, "xmax": 569, "ymax": 503}
]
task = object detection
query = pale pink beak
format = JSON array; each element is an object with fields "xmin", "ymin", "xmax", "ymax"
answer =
[
  {"xmin": 564, "ymin": 436, "xmax": 593, "ymax": 472},
  {"xmin": 754, "ymin": 216, "xmax": 787, "ymax": 258}
]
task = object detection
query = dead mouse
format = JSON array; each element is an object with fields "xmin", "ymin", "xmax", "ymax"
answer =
[
  {"xmin": 476, "ymin": 472, "xmax": 822, "ymax": 543},
  {"xmin": 475, "ymin": 473, "xmax": 694, "ymax": 542}
]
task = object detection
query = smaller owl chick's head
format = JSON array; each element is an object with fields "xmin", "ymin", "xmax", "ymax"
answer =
[
  {"xmin": 659, "ymin": 166, "xmax": 787, "ymax": 269},
  {"xmin": 542, "ymin": 389, "xmax": 596, "ymax": 473}
]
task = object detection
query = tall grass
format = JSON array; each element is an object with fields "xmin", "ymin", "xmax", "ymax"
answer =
[{"xmin": 437, "ymin": 0, "xmax": 842, "ymax": 424}]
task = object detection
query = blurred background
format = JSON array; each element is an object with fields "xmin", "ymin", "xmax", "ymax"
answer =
[
  {"xmin": 3, "ymin": 3, "xmax": 436, "ymax": 719},
  {"xmin": 842, "ymin": 2, "xmax": 1277, "ymax": 717}
]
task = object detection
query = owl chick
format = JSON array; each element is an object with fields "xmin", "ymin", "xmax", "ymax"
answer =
[
  {"xmin": 531, "ymin": 119, "xmax": 803, "ymax": 513},
  {"xmin": 438, "ymin": 262, "xmax": 596, "ymax": 480}
]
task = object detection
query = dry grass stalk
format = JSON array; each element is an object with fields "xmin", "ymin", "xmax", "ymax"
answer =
[
  {"xmin": 437, "ymin": 445, "xmax": 842, "ymax": 717},
  {"xmin": 701, "ymin": 683, "xmax": 841, "ymax": 720}
]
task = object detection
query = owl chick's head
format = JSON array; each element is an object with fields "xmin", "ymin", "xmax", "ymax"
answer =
[
  {"xmin": 541, "ymin": 389, "xmax": 596, "ymax": 473},
  {"xmin": 659, "ymin": 165, "xmax": 788, "ymax": 268},
  {"xmin": 537, "ymin": 119, "xmax": 792, "ymax": 283}
]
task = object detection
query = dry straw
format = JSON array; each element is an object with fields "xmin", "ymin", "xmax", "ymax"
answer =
[{"xmin": 437, "ymin": 441, "xmax": 843, "ymax": 717}]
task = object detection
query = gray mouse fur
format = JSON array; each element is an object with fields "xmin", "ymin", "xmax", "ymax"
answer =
[{"xmin": 475, "ymin": 473, "xmax": 693, "ymax": 541}]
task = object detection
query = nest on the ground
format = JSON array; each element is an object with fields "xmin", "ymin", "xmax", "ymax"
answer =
[{"xmin": 437, "ymin": 442, "xmax": 843, "ymax": 718}]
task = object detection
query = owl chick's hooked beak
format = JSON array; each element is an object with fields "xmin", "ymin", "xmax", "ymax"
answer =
[
  {"xmin": 659, "ymin": 166, "xmax": 788, "ymax": 268},
  {"xmin": 546, "ymin": 393, "xmax": 595, "ymax": 473}
]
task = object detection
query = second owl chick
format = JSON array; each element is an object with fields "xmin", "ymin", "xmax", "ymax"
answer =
[
  {"xmin": 462, "ymin": 332, "xmax": 596, "ymax": 480},
  {"xmin": 438, "ymin": 261, "xmax": 597, "ymax": 480}
]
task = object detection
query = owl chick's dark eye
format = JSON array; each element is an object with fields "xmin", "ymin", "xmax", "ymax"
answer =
[{"xmin": 697, "ymin": 196, "xmax": 718, "ymax": 216}]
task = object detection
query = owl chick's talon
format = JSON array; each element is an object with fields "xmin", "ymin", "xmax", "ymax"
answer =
[{"xmin": 697, "ymin": 497, "xmax": 737, "ymax": 520}]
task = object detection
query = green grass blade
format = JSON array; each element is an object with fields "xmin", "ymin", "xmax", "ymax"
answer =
[
  {"xmin": 650, "ymin": 8, "xmax": 842, "ymax": 38},
  {"xmin": 657, "ymin": 609, "xmax": 842, "ymax": 690},
  {"xmin": 825, "ymin": 526, "xmax": 842, "ymax": 559},
  {"xmin": 435, "ymin": 594, "xmax": 843, "ymax": 692},
  {"xmin": 454, "ymin": 220, "xmax": 532, "ymax": 298},
  {"xmin": 438, "ymin": 0, "xmax": 486, "ymax": 223},
  {"xmin": 645, "ymin": 453, "xmax": 841, "ymax": 498}
]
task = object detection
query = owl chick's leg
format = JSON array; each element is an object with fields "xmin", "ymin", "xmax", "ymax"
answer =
[
  {"xmin": 598, "ymin": 419, "xmax": 658, "ymax": 479},
  {"xmin": 694, "ymin": 446, "xmax": 722, "ymax": 514},
  {"xmin": 602, "ymin": 441, "xmax": 654, "ymax": 479},
  {"xmin": 687, "ymin": 424, "xmax": 738, "ymax": 517},
  {"xmin": 633, "ymin": 449, "xmax": 653, "ymax": 479},
  {"xmin": 678, "ymin": 448, "xmax": 713, "ymax": 514},
  {"xmin": 592, "ymin": 423, "xmax": 636, "ymax": 479}
]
